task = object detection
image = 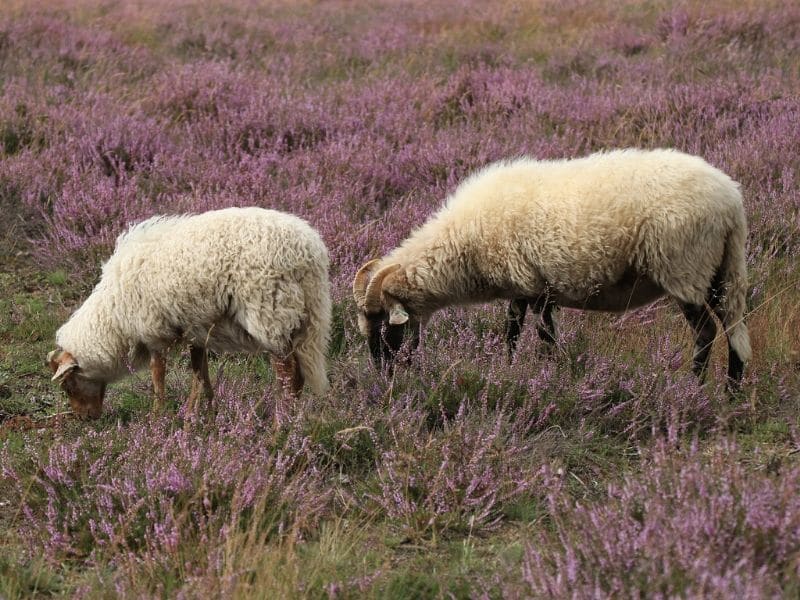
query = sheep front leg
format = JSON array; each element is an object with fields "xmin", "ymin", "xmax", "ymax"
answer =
[
  {"xmin": 534, "ymin": 299, "xmax": 557, "ymax": 348},
  {"xmin": 150, "ymin": 351, "xmax": 166, "ymax": 412},
  {"xmin": 505, "ymin": 298, "xmax": 529, "ymax": 359},
  {"xmin": 505, "ymin": 296, "xmax": 557, "ymax": 359},
  {"xmin": 187, "ymin": 345, "xmax": 213, "ymax": 414},
  {"xmin": 271, "ymin": 352, "xmax": 304, "ymax": 428}
]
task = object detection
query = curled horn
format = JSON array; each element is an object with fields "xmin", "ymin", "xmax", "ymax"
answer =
[
  {"xmin": 353, "ymin": 259, "xmax": 382, "ymax": 309},
  {"xmin": 364, "ymin": 264, "xmax": 401, "ymax": 314}
]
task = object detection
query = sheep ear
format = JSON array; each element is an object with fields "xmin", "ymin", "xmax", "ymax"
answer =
[
  {"xmin": 52, "ymin": 356, "xmax": 79, "ymax": 382},
  {"xmin": 388, "ymin": 303, "xmax": 409, "ymax": 325}
]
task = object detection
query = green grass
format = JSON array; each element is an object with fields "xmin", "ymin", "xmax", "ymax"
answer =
[
  {"xmin": 306, "ymin": 416, "xmax": 382, "ymax": 476},
  {"xmin": 0, "ymin": 551, "xmax": 65, "ymax": 598},
  {"xmin": 0, "ymin": 272, "xmax": 71, "ymax": 419}
]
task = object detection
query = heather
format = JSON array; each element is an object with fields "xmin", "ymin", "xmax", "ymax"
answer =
[
  {"xmin": 1, "ymin": 0, "xmax": 799, "ymax": 597},
  {"xmin": 507, "ymin": 439, "xmax": 800, "ymax": 598}
]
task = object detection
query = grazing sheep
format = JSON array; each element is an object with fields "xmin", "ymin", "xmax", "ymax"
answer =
[
  {"xmin": 48, "ymin": 206, "xmax": 331, "ymax": 421},
  {"xmin": 353, "ymin": 148, "xmax": 751, "ymax": 389}
]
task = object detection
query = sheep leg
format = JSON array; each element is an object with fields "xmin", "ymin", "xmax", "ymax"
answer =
[
  {"xmin": 726, "ymin": 347, "xmax": 745, "ymax": 389},
  {"xmin": 505, "ymin": 297, "xmax": 557, "ymax": 358},
  {"xmin": 505, "ymin": 298, "xmax": 529, "ymax": 358},
  {"xmin": 533, "ymin": 298, "xmax": 557, "ymax": 348},
  {"xmin": 678, "ymin": 302, "xmax": 717, "ymax": 380},
  {"xmin": 150, "ymin": 351, "xmax": 166, "ymax": 411},
  {"xmin": 409, "ymin": 322, "xmax": 422, "ymax": 352},
  {"xmin": 271, "ymin": 352, "xmax": 303, "ymax": 428},
  {"xmin": 186, "ymin": 345, "xmax": 213, "ymax": 414},
  {"xmin": 707, "ymin": 283, "xmax": 746, "ymax": 389}
]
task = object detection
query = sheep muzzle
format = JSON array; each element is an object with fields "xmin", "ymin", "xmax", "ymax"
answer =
[{"xmin": 47, "ymin": 350, "xmax": 106, "ymax": 419}]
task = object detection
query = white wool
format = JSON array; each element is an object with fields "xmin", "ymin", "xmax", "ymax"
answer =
[
  {"xmin": 56, "ymin": 207, "xmax": 331, "ymax": 394},
  {"xmin": 379, "ymin": 148, "xmax": 750, "ymax": 361}
]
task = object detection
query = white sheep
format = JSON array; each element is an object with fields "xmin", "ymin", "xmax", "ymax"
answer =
[
  {"xmin": 353, "ymin": 148, "xmax": 751, "ymax": 388},
  {"xmin": 48, "ymin": 206, "xmax": 331, "ymax": 421}
]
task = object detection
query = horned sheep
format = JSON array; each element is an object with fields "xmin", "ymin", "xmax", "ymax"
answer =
[
  {"xmin": 353, "ymin": 148, "xmax": 751, "ymax": 388},
  {"xmin": 48, "ymin": 206, "xmax": 331, "ymax": 421}
]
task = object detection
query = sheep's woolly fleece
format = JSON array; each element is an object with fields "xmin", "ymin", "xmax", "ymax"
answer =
[
  {"xmin": 377, "ymin": 148, "xmax": 750, "ymax": 361},
  {"xmin": 55, "ymin": 207, "xmax": 331, "ymax": 394}
]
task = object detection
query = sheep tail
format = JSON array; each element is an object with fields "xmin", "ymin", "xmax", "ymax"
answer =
[
  {"xmin": 714, "ymin": 211, "xmax": 751, "ymax": 363},
  {"xmin": 294, "ymin": 267, "xmax": 332, "ymax": 395}
]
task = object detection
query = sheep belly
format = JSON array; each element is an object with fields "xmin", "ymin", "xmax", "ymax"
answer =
[
  {"xmin": 183, "ymin": 319, "xmax": 266, "ymax": 355},
  {"xmin": 553, "ymin": 268, "xmax": 665, "ymax": 313}
]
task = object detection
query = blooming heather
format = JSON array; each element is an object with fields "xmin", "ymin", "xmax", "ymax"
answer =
[{"xmin": 1, "ymin": 0, "xmax": 799, "ymax": 596}]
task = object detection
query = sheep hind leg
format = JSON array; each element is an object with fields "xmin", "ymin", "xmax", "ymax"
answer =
[
  {"xmin": 150, "ymin": 351, "xmax": 166, "ymax": 412},
  {"xmin": 186, "ymin": 345, "xmax": 213, "ymax": 414},
  {"xmin": 678, "ymin": 302, "xmax": 717, "ymax": 381},
  {"xmin": 707, "ymin": 280, "xmax": 746, "ymax": 389},
  {"xmin": 271, "ymin": 352, "xmax": 303, "ymax": 429}
]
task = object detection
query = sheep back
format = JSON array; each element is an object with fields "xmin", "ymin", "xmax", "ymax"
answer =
[{"xmin": 386, "ymin": 148, "xmax": 745, "ymax": 307}]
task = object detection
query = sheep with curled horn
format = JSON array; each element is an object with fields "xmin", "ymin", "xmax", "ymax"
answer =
[
  {"xmin": 353, "ymin": 148, "xmax": 751, "ymax": 390},
  {"xmin": 48, "ymin": 206, "xmax": 331, "ymax": 423}
]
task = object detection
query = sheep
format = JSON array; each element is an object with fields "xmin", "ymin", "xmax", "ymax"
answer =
[
  {"xmin": 48, "ymin": 206, "xmax": 331, "ymax": 422},
  {"xmin": 352, "ymin": 148, "xmax": 751, "ymax": 390}
]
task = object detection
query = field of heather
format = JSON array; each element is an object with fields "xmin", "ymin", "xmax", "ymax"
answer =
[{"xmin": 1, "ymin": 0, "xmax": 799, "ymax": 597}]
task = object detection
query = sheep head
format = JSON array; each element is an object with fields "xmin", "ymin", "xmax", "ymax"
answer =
[
  {"xmin": 47, "ymin": 349, "xmax": 106, "ymax": 420},
  {"xmin": 352, "ymin": 260, "xmax": 420, "ymax": 369}
]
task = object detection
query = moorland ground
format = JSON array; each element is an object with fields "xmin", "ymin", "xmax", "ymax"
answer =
[{"xmin": 1, "ymin": 0, "xmax": 799, "ymax": 597}]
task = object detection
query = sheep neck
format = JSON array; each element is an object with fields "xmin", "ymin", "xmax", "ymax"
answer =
[
  {"xmin": 56, "ymin": 283, "xmax": 136, "ymax": 382},
  {"xmin": 385, "ymin": 228, "xmax": 493, "ymax": 314}
]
